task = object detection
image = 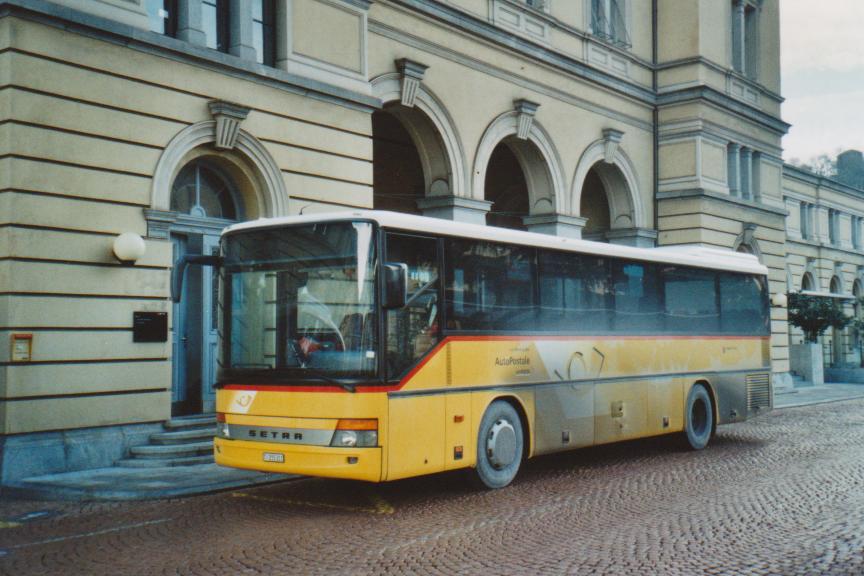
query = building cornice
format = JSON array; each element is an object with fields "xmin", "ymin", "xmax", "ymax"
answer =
[
  {"xmin": 656, "ymin": 56, "xmax": 784, "ymax": 105},
  {"xmin": 657, "ymin": 189, "xmax": 789, "ymax": 218},
  {"xmin": 658, "ymin": 85, "xmax": 790, "ymax": 136},
  {"xmin": 783, "ymin": 164, "xmax": 864, "ymax": 201},
  {"xmin": 0, "ymin": 0, "xmax": 381, "ymax": 113}
]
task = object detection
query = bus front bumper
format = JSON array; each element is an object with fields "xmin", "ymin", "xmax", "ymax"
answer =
[{"xmin": 214, "ymin": 437, "xmax": 382, "ymax": 482}]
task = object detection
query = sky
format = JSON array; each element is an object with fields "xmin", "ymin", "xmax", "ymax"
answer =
[{"xmin": 781, "ymin": 0, "xmax": 864, "ymax": 162}]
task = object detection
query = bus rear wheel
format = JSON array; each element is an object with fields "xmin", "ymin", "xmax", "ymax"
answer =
[
  {"xmin": 470, "ymin": 400, "xmax": 524, "ymax": 489},
  {"xmin": 683, "ymin": 383, "xmax": 713, "ymax": 450}
]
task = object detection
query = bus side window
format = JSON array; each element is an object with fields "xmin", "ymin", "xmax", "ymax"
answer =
[
  {"xmin": 719, "ymin": 273, "xmax": 768, "ymax": 334},
  {"xmin": 445, "ymin": 239, "xmax": 536, "ymax": 331},
  {"xmin": 538, "ymin": 250, "xmax": 611, "ymax": 332},
  {"xmin": 662, "ymin": 266, "xmax": 719, "ymax": 333},
  {"xmin": 385, "ymin": 233, "xmax": 440, "ymax": 379},
  {"xmin": 611, "ymin": 261, "xmax": 661, "ymax": 333}
]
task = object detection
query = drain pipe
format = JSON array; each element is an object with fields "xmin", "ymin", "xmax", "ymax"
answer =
[{"xmin": 652, "ymin": 0, "xmax": 660, "ymax": 240}]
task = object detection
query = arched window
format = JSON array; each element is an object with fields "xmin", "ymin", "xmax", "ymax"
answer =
[
  {"xmin": 171, "ymin": 159, "xmax": 241, "ymax": 220},
  {"xmin": 830, "ymin": 276, "xmax": 841, "ymax": 294},
  {"xmin": 801, "ymin": 272, "xmax": 814, "ymax": 292}
]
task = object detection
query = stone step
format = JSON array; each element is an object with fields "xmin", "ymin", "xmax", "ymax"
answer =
[
  {"xmin": 129, "ymin": 441, "xmax": 214, "ymax": 459},
  {"xmin": 150, "ymin": 428, "xmax": 215, "ymax": 445},
  {"xmin": 163, "ymin": 415, "xmax": 217, "ymax": 431},
  {"xmin": 115, "ymin": 454, "xmax": 215, "ymax": 468}
]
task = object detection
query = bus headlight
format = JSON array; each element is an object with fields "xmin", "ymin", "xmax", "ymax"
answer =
[{"xmin": 330, "ymin": 419, "xmax": 378, "ymax": 447}]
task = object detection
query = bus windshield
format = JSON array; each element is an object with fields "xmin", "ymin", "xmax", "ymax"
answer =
[{"xmin": 220, "ymin": 221, "xmax": 378, "ymax": 380}]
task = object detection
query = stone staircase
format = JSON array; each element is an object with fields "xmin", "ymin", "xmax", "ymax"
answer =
[{"xmin": 115, "ymin": 415, "xmax": 216, "ymax": 468}]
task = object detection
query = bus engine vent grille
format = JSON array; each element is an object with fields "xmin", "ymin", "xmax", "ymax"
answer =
[{"xmin": 746, "ymin": 373, "xmax": 771, "ymax": 411}]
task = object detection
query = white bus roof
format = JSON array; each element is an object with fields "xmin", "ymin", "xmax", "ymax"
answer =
[{"xmin": 224, "ymin": 210, "xmax": 768, "ymax": 276}]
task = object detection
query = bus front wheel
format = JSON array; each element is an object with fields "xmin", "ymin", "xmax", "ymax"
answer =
[
  {"xmin": 683, "ymin": 384, "xmax": 713, "ymax": 450},
  {"xmin": 471, "ymin": 400, "xmax": 524, "ymax": 489}
]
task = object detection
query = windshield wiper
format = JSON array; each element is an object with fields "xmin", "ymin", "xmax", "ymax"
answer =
[{"xmin": 301, "ymin": 369, "xmax": 356, "ymax": 393}]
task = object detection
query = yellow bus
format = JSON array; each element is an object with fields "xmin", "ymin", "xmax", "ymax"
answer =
[{"xmin": 199, "ymin": 211, "xmax": 771, "ymax": 488}]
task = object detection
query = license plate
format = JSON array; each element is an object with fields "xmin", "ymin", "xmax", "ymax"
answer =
[{"xmin": 263, "ymin": 452, "xmax": 285, "ymax": 463}]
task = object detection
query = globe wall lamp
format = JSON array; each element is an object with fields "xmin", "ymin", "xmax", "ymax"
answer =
[
  {"xmin": 113, "ymin": 232, "xmax": 147, "ymax": 265},
  {"xmin": 771, "ymin": 293, "xmax": 788, "ymax": 308}
]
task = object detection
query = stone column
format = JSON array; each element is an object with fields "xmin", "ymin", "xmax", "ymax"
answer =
[
  {"xmin": 727, "ymin": 143, "xmax": 741, "ymax": 197},
  {"xmin": 177, "ymin": 0, "xmax": 206, "ymax": 46},
  {"xmin": 732, "ymin": 0, "xmax": 746, "ymax": 73},
  {"xmin": 523, "ymin": 214, "xmax": 587, "ymax": 239},
  {"xmin": 750, "ymin": 151, "xmax": 761, "ymax": 201},
  {"xmin": 229, "ymin": 0, "xmax": 257, "ymax": 60},
  {"xmin": 740, "ymin": 147, "xmax": 753, "ymax": 200},
  {"xmin": 416, "ymin": 196, "xmax": 493, "ymax": 226}
]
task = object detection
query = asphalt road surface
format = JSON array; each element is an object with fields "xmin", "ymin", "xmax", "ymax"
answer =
[{"xmin": 1, "ymin": 399, "xmax": 863, "ymax": 575}]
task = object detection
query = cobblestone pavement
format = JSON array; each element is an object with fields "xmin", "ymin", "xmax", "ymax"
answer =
[{"xmin": 2, "ymin": 399, "xmax": 864, "ymax": 576}]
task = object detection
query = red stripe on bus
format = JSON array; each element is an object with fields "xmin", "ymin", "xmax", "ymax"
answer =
[
  {"xmin": 443, "ymin": 334, "xmax": 770, "ymax": 342},
  {"xmin": 222, "ymin": 334, "xmax": 768, "ymax": 394}
]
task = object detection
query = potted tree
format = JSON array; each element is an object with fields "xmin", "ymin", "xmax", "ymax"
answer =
[{"xmin": 788, "ymin": 292, "xmax": 851, "ymax": 385}]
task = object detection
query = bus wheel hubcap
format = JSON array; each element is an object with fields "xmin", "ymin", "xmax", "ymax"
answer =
[{"xmin": 487, "ymin": 419, "xmax": 517, "ymax": 469}]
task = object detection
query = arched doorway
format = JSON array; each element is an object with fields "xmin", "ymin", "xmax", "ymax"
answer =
[
  {"xmin": 578, "ymin": 162, "xmax": 636, "ymax": 242},
  {"xmin": 372, "ymin": 108, "xmax": 425, "ymax": 214},
  {"xmin": 580, "ymin": 169, "xmax": 611, "ymax": 238},
  {"xmin": 369, "ymin": 74, "xmax": 465, "ymax": 215},
  {"xmin": 484, "ymin": 143, "xmax": 530, "ymax": 230},
  {"xmin": 170, "ymin": 157, "xmax": 244, "ymax": 415},
  {"xmin": 801, "ymin": 272, "xmax": 814, "ymax": 292},
  {"xmin": 472, "ymin": 108, "xmax": 564, "ymax": 231}
]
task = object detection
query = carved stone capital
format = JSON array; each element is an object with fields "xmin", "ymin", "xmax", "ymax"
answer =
[
  {"xmin": 602, "ymin": 128, "xmax": 624, "ymax": 163},
  {"xmin": 208, "ymin": 100, "xmax": 251, "ymax": 150},
  {"xmin": 395, "ymin": 58, "xmax": 429, "ymax": 107},
  {"xmin": 514, "ymin": 99, "xmax": 540, "ymax": 140},
  {"xmin": 143, "ymin": 209, "xmax": 178, "ymax": 240}
]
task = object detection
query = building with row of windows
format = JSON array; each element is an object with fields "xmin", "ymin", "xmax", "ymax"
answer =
[
  {"xmin": 0, "ymin": 0, "xmax": 853, "ymax": 483},
  {"xmin": 783, "ymin": 153, "xmax": 864, "ymax": 374}
]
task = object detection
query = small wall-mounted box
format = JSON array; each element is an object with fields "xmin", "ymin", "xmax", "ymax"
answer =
[{"xmin": 11, "ymin": 333, "xmax": 33, "ymax": 362}]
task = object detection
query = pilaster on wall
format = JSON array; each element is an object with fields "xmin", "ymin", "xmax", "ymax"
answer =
[
  {"xmin": 839, "ymin": 213, "xmax": 854, "ymax": 249},
  {"xmin": 815, "ymin": 206, "xmax": 830, "ymax": 244},
  {"xmin": 784, "ymin": 197, "xmax": 801, "ymax": 239}
]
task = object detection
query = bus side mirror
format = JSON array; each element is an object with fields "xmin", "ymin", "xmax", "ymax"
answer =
[
  {"xmin": 172, "ymin": 254, "xmax": 223, "ymax": 303},
  {"xmin": 382, "ymin": 263, "xmax": 408, "ymax": 309}
]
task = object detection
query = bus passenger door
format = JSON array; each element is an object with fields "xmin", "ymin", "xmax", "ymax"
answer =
[{"xmin": 383, "ymin": 232, "xmax": 445, "ymax": 480}]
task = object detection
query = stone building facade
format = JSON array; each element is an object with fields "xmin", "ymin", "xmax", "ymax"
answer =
[
  {"xmin": 0, "ymin": 0, "xmax": 795, "ymax": 482},
  {"xmin": 784, "ymin": 154, "xmax": 864, "ymax": 379}
]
